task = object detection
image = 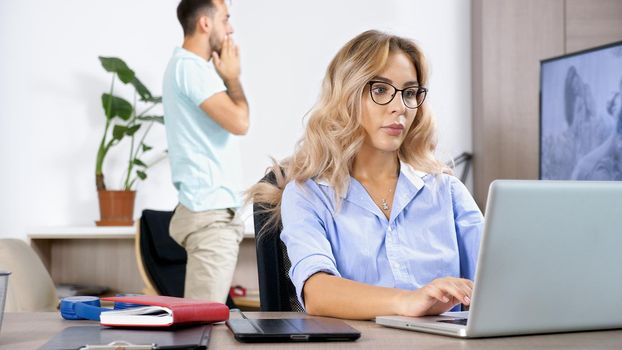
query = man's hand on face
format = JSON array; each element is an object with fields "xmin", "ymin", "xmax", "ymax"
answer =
[{"xmin": 212, "ymin": 35, "xmax": 240, "ymax": 84}]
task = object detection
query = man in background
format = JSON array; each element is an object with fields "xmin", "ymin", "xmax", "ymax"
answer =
[{"xmin": 163, "ymin": 0, "xmax": 249, "ymax": 303}]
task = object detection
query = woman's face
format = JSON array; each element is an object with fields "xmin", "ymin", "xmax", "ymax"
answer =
[{"xmin": 360, "ymin": 51, "xmax": 420, "ymax": 153}]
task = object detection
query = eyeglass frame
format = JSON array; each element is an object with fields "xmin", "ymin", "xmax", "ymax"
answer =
[{"xmin": 367, "ymin": 81, "xmax": 428, "ymax": 109}]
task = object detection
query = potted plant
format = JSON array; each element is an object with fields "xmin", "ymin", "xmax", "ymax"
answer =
[{"xmin": 95, "ymin": 56, "xmax": 164, "ymax": 226}]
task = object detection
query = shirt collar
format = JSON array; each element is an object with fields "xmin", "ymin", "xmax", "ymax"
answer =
[
  {"xmin": 313, "ymin": 161, "xmax": 427, "ymax": 198},
  {"xmin": 399, "ymin": 161, "xmax": 427, "ymax": 190}
]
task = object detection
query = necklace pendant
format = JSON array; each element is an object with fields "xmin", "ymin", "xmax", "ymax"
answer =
[{"xmin": 381, "ymin": 199, "xmax": 389, "ymax": 211}]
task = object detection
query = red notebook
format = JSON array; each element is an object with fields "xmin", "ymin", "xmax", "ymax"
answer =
[{"xmin": 100, "ymin": 295, "xmax": 229, "ymax": 327}]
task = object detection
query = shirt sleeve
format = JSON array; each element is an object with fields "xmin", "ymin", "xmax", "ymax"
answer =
[
  {"xmin": 449, "ymin": 176, "xmax": 484, "ymax": 281},
  {"xmin": 177, "ymin": 59, "xmax": 226, "ymax": 106},
  {"xmin": 280, "ymin": 181, "xmax": 341, "ymax": 309}
]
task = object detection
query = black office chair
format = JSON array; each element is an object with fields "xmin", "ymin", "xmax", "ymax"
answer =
[
  {"xmin": 253, "ymin": 170, "xmax": 304, "ymax": 312},
  {"xmin": 136, "ymin": 209, "xmax": 236, "ymax": 308},
  {"xmin": 448, "ymin": 152, "xmax": 473, "ymax": 184},
  {"xmin": 136, "ymin": 209, "xmax": 185, "ymax": 297}
]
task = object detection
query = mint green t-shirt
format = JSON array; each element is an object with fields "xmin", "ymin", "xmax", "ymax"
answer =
[{"xmin": 163, "ymin": 47, "xmax": 243, "ymax": 211}]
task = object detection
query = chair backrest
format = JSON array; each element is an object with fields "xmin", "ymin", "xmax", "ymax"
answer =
[
  {"xmin": 448, "ymin": 152, "xmax": 473, "ymax": 184},
  {"xmin": 0, "ymin": 239, "xmax": 58, "ymax": 311},
  {"xmin": 135, "ymin": 209, "xmax": 238, "ymax": 308},
  {"xmin": 253, "ymin": 170, "xmax": 304, "ymax": 312},
  {"xmin": 136, "ymin": 210, "xmax": 186, "ymax": 297}
]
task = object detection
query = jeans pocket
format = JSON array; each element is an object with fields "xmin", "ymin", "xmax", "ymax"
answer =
[
  {"xmin": 169, "ymin": 204, "xmax": 191, "ymax": 246},
  {"xmin": 227, "ymin": 208, "xmax": 245, "ymax": 243}
]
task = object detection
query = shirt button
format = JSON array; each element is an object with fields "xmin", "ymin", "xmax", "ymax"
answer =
[{"xmin": 388, "ymin": 226, "xmax": 392, "ymax": 232}]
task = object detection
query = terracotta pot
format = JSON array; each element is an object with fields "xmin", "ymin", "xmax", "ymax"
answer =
[{"xmin": 96, "ymin": 190, "xmax": 136, "ymax": 226}]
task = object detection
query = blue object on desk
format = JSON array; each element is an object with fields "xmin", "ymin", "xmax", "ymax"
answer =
[{"xmin": 60, "ymin": 295, "xmax": 143, "ymax": 321}]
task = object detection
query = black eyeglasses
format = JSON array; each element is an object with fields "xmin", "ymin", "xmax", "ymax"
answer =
[{"xmin": 367, "ymin": 81, "xmax": 428, "ymax": 109}]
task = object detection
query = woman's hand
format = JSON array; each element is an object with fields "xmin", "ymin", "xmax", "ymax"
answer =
[{"xmin": 394, "ymin": 277, "xmax": 473, "ymax": 317}]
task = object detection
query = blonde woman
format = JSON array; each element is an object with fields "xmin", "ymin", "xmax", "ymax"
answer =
[{"xmin": 249, "ymin": 30, "xmax": 483, "ymax": 320}]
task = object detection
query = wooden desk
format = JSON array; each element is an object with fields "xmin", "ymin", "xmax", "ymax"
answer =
[
  {"xmin": 2, "ymin": 312, "xmax": 622, "ymax": 349},
  {"xmin": 28, "ymin": 226, "xmax": 259, "ymax": 306}
]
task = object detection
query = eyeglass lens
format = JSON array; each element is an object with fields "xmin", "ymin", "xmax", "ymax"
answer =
[{"xmin": 370, "ymin": 82, "xmax": 426, "ymax": 108}]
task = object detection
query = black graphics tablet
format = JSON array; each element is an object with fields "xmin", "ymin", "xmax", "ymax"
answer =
[{"xmin": 226, "ymin": 317, "xmax": 361, "ymax": 343}]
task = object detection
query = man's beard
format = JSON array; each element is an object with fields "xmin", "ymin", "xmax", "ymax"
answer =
[{"xmin": 209, "ymin": 34, "xmax": 222, "ymax": 56}]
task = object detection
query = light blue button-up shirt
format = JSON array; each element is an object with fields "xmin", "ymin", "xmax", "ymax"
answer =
[{"xmin": 280, "ymin": 163, "xmax": 484, "ymax": 309}]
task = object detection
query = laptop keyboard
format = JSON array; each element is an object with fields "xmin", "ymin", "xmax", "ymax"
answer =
[{"xmin": 437, "ymin": 318, "xmax": 468, "ymax": 326}]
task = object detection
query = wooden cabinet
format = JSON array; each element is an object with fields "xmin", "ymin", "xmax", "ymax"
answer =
[{"xmin": 28, "ymin": 226, "xmax": 259, "ymax": 308}]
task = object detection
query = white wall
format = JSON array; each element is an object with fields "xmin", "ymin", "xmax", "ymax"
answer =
[{"xmin": 0, "ymin": 0, "xmax": 471, "ymax": 240}]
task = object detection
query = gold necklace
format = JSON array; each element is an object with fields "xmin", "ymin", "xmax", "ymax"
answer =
[
  {"xmin": 364, "ymin": 179, "xmax": 395, "ymax": 212},
  {"xmin": 359, "ymin": 164, "xmax": 400, "ymax": 212},
  {"xmin": 380, "ymin": 187, "xmax": 393, "ymax": 211}
]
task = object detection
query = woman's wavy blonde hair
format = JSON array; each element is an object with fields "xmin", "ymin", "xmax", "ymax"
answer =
[{"xmin": 247, "ymin": 30, "xmax": 450, "ymax": 231}]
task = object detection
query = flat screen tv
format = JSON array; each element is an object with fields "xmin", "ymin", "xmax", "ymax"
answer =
[{"xmin": 540, "ymin": 41, "xmax": 622, "ymax": 181}]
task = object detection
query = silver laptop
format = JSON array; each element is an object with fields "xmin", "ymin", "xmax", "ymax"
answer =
[{"xmin": 376, "ymin": 180, "xmax": 622, "ymax": 338}]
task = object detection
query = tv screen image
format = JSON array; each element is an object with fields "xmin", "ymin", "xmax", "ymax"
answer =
[{"xmin": 540, "ymin": 41, "xmax": 622, "ymax": 181}]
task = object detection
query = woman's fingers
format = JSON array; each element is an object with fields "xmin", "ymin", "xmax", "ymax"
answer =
[
  {"xmin": 451, "ymin": 279, "xmax": 473, "ymax": 305},
  {"xmin": 463, "ymin": 279, "xmax": 474, "ymax": 290},
  {"xmin": 432, "ymin": 278, "xmax": 473, "ymax": 305},
  {"xmin": 446, "ymin": 279, "xmax": 472, "ymax": 305},
  {"xmin": 440, "ymin": 282, "xmax": 467, "ymax": 304},
  {"xmin": 460, "ymin": 280, "xmax": 474, "ymax": 304},
  {"xmin": 424, "ymin": 284, "xmax": 450, "ymax": 303}
]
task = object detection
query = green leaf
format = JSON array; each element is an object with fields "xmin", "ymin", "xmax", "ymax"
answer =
[
  {"xmin": 126, "ymin": 124, "xmax": 141, "ymax": 136},
  {"xmin": 143, "ymin": 96, "xmax": 162, "ymax": 104},
  {"xmin": 136, "ymin": 170, "xmax": 147, "ymax": 180},
  {"xmin": 102, "ymin": 93, "xmax": 132, "ymax": 120},
  {"xmin": 112, "ymin": 125, "xmax": 128, "ymax": 140},
  {"xmin": 133, "ymin": 158, "xmax": 147, "ymax": 167},
  {"xmin": 130, "ymin": 77, "xmax": 153, "ymax": 102},
  {"xmin": 137, "ymin": 115, "xmax": 164, "ymax": 124},
  {"xmin": 142, "ymin": 144, "xmax": 153, "ymax": 152},
  {"xmin": 99, "ymin": 56, "xmax": 135, "ymax": 84}
]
